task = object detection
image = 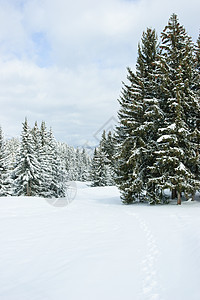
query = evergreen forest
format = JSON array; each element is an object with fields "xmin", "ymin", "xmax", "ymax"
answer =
[{"xmin": 0, "ymin": 14, "xmax": 199, "ymax": 205}]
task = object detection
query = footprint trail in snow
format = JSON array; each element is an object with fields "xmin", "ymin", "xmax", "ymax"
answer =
[{"xmin": 126, "ymin": 211, "xmax": 164, "ymax": 300}]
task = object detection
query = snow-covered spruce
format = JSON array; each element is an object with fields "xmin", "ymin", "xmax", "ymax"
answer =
[
  {"xmin": 115, "ymin": 27, "xmax": 163, "ymax": 204},
  {"xmin": 115, "ymin": 14, "xmax": 200, "ymax": 205},
  {"xmin": 90, "ymin": 130, "xmax": 115, "ymax": 187},
  {"xmin": 1, "ymin": 120, "xmax": 91, "ymax": 198},
  {"xmin": 0, "ymin": 127, "xmax": 12, "ymax": 196}
]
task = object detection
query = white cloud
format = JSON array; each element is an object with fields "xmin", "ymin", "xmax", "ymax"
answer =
[
  {"xmin": 0, "ymin": 0, "xmax": 199, "ymax": 146},
  {"xmin": 0, "ymin": 58, "xmax": 121, "ymax": 144}
]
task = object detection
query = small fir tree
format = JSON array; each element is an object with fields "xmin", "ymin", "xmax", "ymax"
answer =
[
  {"xmin": 14, "ymin": 119, "xmax": 41, "ymax": 196},
  {"xmin": 0, "ymin": 127, "xmax": 12, "ymax": 196}
]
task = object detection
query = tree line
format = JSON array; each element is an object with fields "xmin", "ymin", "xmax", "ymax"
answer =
[{"xmin": 0, "ymin": 119, "xmax": 91, "ymax": 197}]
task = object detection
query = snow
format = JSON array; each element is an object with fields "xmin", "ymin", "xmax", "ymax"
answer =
[
  {"xmin": 176, "ymin": 162, "xmax": 187, "ymax": 172},
  {"xmin": 178, "ymin": 127, "xmax": 186, "ymax": 133},
  {"xmin": 157, "ymin": 134, "xmax": 179, "ymax": 143},
  {"xmin": 157, "ymin": 134, "xmax": 172, "ymax": 143},
  {"xmin": 0, "ymin": 183, "xmax": 200, "ymax": 300},
  {"xmin": 167, "ymin": 123, "xmax": 176, "ymax": 130}
]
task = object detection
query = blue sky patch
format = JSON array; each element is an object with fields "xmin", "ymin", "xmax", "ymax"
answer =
[{"xmin": 31, "ymin": 32, "xmax": 52, "ymax": 67}]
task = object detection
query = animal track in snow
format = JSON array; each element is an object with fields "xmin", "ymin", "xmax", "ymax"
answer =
[{"xmin": 126, "ymin": 211, "xmax": 164, "ymax": 300}]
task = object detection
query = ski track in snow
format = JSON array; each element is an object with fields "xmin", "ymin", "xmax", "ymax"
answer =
[{"xmin": 125, "ymin": 211, "xmax": 164, "ymax": 300}]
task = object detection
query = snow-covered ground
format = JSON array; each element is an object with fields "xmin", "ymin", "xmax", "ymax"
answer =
[{"xmin": 0, "ymin": 183, "xmax": 200, "ymax": 300}]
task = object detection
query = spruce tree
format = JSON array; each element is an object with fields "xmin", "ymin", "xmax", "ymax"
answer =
[
  {"xmin": 14, "ymin": 119, "xmax": 40, "ymax": 196},
  {"xmin": 80, "ymin": 148, "xmax": 91, "ymax": 181},
  {"xmin": 66, "ymin": 147, "xmax": 78, "ymax": 181},
  {"xmin": 36, "ymin": 121, "xmax": 53, "ymax": 198},
  {"xmin": 6, "ymin": 137, "xmax": 20, "ymax": 173},
  {"xmin": 115, "ymin": 68, "xmax": 145, "ymax": 203},
  {"xmin": 193, "ymin": 33, "xmax": 200, "ymax": 192},
  {"xmin": 48, "ymin": 129, "xmax": 67, "ymax": 198},
  {"xmin": 90, "ymin": 148, "xmax": 100, "ymax": 187},
  {"xmin": 136, "ymin": 28, "xmax": 163, "ymax": 203},
  {"xmin": 90, "ymin": 146, "xmax": 112, "ymax": 187},
  {"xmin": 0, "ymin": 127, "xmax": 12, "ymax": 196},
  {"xmin": 115, "ymin": 28, "xmax": 161, "ymax": 203},
  {"xmin": 195, "ymin": 33, "xmax": 200, "ymax": 78},
  {"xmin": 99, "ymin": 130, "xmax": 115, "ymax": 185},
  {"xmin": 74, "ymin": 148, "xmax": 82, "ymax": 181},
  {"xmin": 155, "ymin": 14, "xmax": 200, "ymax": 204}
]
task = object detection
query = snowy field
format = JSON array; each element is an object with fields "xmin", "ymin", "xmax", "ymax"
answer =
[{"xmin": 0, "ymin": 183, "xmax": 200, "ymax": 300}]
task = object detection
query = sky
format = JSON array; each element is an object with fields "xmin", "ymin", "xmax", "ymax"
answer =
[{"xmin": 0, "ymin": 0, "xmax": 199, "ymax": 147}]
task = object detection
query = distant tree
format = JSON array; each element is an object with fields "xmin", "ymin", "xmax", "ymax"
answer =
[
  {"xmin": 6, "ymin": 137, "xmax": 20, "ymax": 173},
  {"xmin": 100, "ymin": 130, "xmax": 115, "ymax": 184},
  {"xmin": 90, "ymin": 146, "xmax": 113, "ymax": 187},
  {"xmin": 193, "ymin": 33, "xmax": 200, "ymax": 190},
  {"xmin": 14, "ymin": 119, "xmax": 40, "ymax": 196},
  {"xmin": 0, "ymin": 127, "xmax": 12, "ymax": 196},
  {"xmin": 47, "ymin": 129, "xmax": 67, "ymax": 198},
  {"xmin": 2, "ymin": 119, "xmax": 92, "ymax": 198},
  {"xmin": 90, "ymin": 148, "xmax": 100, "ymax": 187},
  {"xmin": 80, "ymin": 148, "xmax": 91, "ymax": 181}
]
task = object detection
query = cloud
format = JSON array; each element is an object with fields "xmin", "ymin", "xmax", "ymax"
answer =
[
  {"xmin": 0, "ymin": 58, "xmax": 121, "ymax": 144},
  {"xmin": 0, "ymin": 0, "xmax": 199, "ymax": 146}
]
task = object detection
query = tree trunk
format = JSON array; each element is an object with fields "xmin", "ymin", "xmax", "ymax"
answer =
[
  {"xmin": 26, "ymin": 182, "xmax": 31, "ymax": 196},
  {"xmin": 26, "ymin": 183, "xmax": 29, "ymax": 196},
  {"xmin": 172, "ymin": 188, "xmax": 177, "ymax": 199},
  {"xmin": 177, "ymin": 192, "xmax": 181, "ymax": 205}
]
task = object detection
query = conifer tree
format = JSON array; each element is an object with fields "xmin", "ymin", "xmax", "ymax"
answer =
[
  {"xmin": 136, "ymin": 28, "xmax": 163, "ymax": 203},
  {"xmin": 99, "ymin": 130, "xmax": 115, "ymax": 185},
  {"xmin": 67, "ymin": 147, "xmax": 77, "ymax": 181},
  {"xmin": 155, "ymin": 14, "xmax": 200, "ymax": 204},
  {"xmin": 115, "ymin": 68, "xmax": 145, "ymax": 203},
  {"xmin": 14, "ymin": 119, "xmax": 40, "ymax": 196},
  {"xmin": 48, "ymin": 129, "xmax": 67, "ymax": 198},
  {"xmin": 32, "ymin": 121, "xmax": 41, "ymax": 155},
  {"xmin": 0, "ymin": 127, "xmax": 12, "ymax": 196},
  {"xmin": 80, "ymin": 148, "xmax": 91, "ymax": 181},
  {"xmin": 104, "ymin": 131, "xmax": 115, "ymax": 162},
  {"xmin": 3, "ymin": 119, "xmax": 91, "ymax": 198},
  {"xmin": 36, "ymin": 121, "xmax": 53, "ymax": 198},
  {"xmin": 90, "ymin": 147, "xmax": 112, "ymax": 187},
  {"xmin": 193, "ymin": 33, "xmax": 200, "ymax": 191},
  {"xmin": 74, "ymin": 148, "xmax": 82, "ymax": 181},
  {"xmin": 195, "ymin": 33, "xmax": 200, "ymax": 79},
  {"xmin": 90, "ymin": 148, "xmax": 100, "ymax": 187},
  {"xmin": 6, "ymin": 138, "xmax": 20, "ymax": 173},
  {"xmin": 115, "ymin": 15, "xmax": 200, "ymax": 204},
  {"xmin": 115, "ymin": 28, "xmax": 161, "ymax": 203}
]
